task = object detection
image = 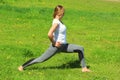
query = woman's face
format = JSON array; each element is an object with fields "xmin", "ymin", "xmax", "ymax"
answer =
[{"xmin": 58, "ymin": 12, "xmax": 64, "ymax": 19}]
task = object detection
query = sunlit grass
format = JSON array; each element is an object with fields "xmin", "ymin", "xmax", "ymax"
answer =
[{"xmin": 0, "ymin": 0, "xmax": 120, "ymax": 80}]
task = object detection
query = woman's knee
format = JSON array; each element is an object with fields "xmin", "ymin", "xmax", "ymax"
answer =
[
  {"xmin": 76, "ymin": 46, "xmax": 84, "ymax": 52},
  {"xmin": 80, "ymin": 46, "xmax": 84, "ymax": 52}
]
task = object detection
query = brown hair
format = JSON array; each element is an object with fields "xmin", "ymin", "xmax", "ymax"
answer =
[{"xmin": 53, "ymin": 5, "xmax": 64, "ymax": 18}]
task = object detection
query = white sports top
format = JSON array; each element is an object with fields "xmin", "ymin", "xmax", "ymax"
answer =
[{"xmin": 52, "ymin": 19, "xmax": 67, "ymax": 44}]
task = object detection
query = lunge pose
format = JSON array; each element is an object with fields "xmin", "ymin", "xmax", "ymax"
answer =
[{"xmin": 18, "ymin": 5, "xmax": 91, "ymax": 72}]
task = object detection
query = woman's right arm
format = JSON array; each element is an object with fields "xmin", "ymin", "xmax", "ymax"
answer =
[{"xmin": 48, "ymin": 23, "xmax": 58, "ymax": 45}]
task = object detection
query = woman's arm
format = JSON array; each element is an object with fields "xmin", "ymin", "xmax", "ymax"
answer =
[
  {"xmin": 48, "ymin": 23, "xmax": 58, "ymax": 45},
  {"xmin": 48, "ymin": 23, "xmax": 61, "ymax": 47}
]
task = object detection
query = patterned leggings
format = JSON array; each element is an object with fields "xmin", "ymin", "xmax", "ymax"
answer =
[{"xmin": 22, "ymin": 43, "xmax": 86, "ymax": 68}]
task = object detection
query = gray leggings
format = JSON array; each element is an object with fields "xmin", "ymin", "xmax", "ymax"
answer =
[{"xmin": 22, "ymin": 43, "xmax": 86, "ymax": 68}]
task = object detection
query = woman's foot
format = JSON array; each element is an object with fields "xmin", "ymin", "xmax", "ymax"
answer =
[
  {"xmin": 18, "ymin": 66, "xmax": 24, "ymax": 71},
  {"xmin": 82, "ymin": 67, "xmax": 91, "ymax": 72}
]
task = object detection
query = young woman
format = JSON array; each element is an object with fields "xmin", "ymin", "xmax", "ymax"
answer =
[{"xmin": 18, "ymin": 5, "xmax": 91, "ymax": 72}]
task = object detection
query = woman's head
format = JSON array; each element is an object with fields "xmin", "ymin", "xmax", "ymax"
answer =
[{"xmin": 53, "ymin": 5, "xmax": 64, "ymax": 18}]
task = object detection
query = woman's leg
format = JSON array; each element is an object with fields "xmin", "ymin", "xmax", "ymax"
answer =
[
  {"xmin": 62, "ymin": 44, "xmax": 86, "ymax": 68},
  {"xmin": 62, "ymin": 44, "xmax": 90, "ymax": 72},
  {"xmin": 18, "ymin": 45, "xmax": 58, "ymax": 71}
]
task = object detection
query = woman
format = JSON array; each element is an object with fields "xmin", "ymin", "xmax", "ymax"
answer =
[{"xmin": 18, "ymin": 5, "xmax": 91, "ymax": 72}]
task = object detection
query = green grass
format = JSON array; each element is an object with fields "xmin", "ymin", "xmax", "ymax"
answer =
[{"xmin": 0, "ymin": 0, "xmax": 120, "ymax": 80}]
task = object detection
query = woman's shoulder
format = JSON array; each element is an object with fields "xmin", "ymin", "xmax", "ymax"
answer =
[{"xmin": 52, "ymin": 19, "xmax": 60, "ymax": 24}]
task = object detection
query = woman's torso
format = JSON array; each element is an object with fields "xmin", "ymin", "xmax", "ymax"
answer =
[{"xmin": 52, "ymin": 19, "xmax": 67, "ymax": 44}]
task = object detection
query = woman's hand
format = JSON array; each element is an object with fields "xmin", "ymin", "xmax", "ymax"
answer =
[{"xmin": 54, "ymin": 42, "xmax": 61, "ymax": 48}]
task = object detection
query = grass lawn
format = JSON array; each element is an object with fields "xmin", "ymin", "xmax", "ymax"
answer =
[{"xmin": 0, "ymin": 0, "xmax": 120, "ymax": 80}]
